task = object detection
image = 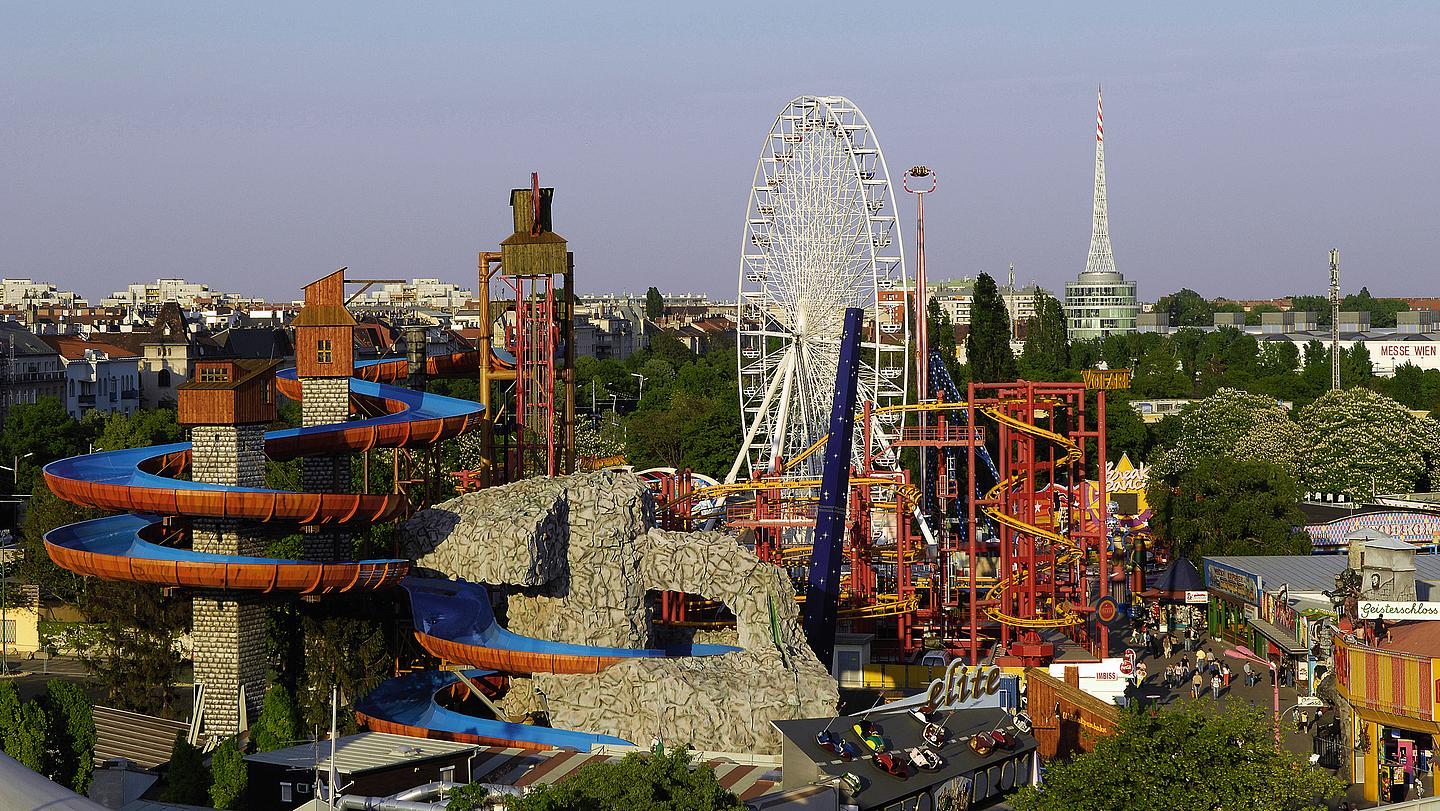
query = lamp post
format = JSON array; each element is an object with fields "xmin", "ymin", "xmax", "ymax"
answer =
[
  {"xmin": 0, "ymin": 452, "xmax": 31, "ymax": 676},
  {"xmin": 631, "ymin": 373, "xmax": 646, "ymax": 404},
  {"xmin": 1225, "ymin": 644, "xmax": 1280, "ymax": 746}
]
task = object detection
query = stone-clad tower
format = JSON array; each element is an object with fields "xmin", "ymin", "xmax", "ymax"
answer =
[
  {"xmin": 293, "ymin": 270, "xmax": 356, "ymax": 560},
  {"xmin": 178, "ymin": 359, "xmax": 280, "ymax": 738}
]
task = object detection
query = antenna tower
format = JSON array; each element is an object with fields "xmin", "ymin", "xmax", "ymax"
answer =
[{"xmin": 1329, "ymin": 249, "xmax": 1340, "ymax": 390}]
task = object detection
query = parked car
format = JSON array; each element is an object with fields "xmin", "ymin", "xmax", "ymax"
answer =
[{"xmin": 915, "ymin": 649, "xmax": 953, "ymax": 668}]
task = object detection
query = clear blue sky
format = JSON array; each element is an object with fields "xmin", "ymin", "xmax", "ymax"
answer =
[{"xmin": 3, "ymin": 2, "xmax": 1436, "ymax": 303}]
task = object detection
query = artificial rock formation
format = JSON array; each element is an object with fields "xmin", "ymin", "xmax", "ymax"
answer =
[{"xmin": 398, "ymin": 471, "xmax": 837, "ymax": 753}]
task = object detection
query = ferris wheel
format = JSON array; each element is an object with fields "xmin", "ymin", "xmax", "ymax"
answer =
[{"xmin": 729, "ymin": 95, "xmax": 911, "ymax": 483}]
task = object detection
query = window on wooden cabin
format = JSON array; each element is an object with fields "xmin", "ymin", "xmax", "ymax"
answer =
[
  {"xmin": 198, "ymin": 365, "xmax": 230, "ymax": 383},
  {"xmin": 317, "ymin": 339, "xmax": 333, "ymax": 364}
]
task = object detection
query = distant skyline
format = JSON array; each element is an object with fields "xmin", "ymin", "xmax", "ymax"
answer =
[{"xmin": 3, "ymin": 3, "xmax": 1437, "ymax": 303}]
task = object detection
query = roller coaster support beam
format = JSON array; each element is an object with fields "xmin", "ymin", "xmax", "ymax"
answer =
[
  {"xmin": 803, "ymin": 307, "xmax": 863, "ymax": 667},
  {"xmin": 477, "ymin": 252, "xmax": 502, "ymax": 486}
]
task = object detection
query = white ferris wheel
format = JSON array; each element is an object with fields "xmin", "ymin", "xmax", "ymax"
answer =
[{"xmin": 729, "ymin": 95, "xmax": 911, "ymax": 483}]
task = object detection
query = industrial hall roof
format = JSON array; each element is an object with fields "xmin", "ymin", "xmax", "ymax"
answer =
[{"xmin": 1204, "ymin": 554, "xmax": 1440, "ymax": 595}]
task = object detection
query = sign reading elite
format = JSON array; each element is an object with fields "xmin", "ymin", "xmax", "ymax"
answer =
[{"xmin": 922, "ymin": 661, "xmax": 1004, "ymax": 711}]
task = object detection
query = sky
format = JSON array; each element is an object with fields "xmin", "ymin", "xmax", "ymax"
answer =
[{"xmin": 2, "ymin": 2, "xmax": 1438, "ymax": 304}]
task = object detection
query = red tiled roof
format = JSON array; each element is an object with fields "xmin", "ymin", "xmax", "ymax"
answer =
[{"xmin": 40, "ymin": 335, "xmax": 141, "ymax": 360}]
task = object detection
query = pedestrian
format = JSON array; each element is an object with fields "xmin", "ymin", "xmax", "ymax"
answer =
[
  {"xmin": 1211, "ymin": 673, "xmax": 1222, "ymax": 700},
  {"xmin": 1183, "ymin": 627, "xmax": 1193, "ymax": 652},
  {"xmin": 1222, "ymin": 663, "xmax": 1231, "ymax": 688},
  {"xmin": 1191, "ymin": 670, "xmax": 1203, "ymax": 700},
  {"xmin": 1137, "ymin": 661, "xmax": 1148, "ymax": 685},
  {"xmin": 1163, "ymin": 634, "xmax": 1174, "ymax": 660},
  {"xmin": 1180, "ymin": 654, "xmax": 1189, "ymax": 677},
  {"xmin": 1243, "ymin": 661, "xmax": 1254, "ymax": 687},
  {"xmin": 1195, "ymin": 647, "xmax": 1206, "ymax": 672}
]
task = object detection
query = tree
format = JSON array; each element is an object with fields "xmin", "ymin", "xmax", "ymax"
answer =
[
  {"xmin": 1153, "ymin": 288, "xmax": 1214, "ymax": 327},
  {"xmin": 76, "ymin": 579, "xmax": 189, "ymax": 715},
  {"xmin": 0, "ymin": 681, "xmax": 23, "ymax": 751},
  {"xmin": 645, "ymin": 286, "xmax": 664, "ymax": 320},
  {"xmin": 0, "ymin": 397, "xmax": 90, "ymax": 493},
  {"xmin": 1131, "ymin": 341, "xmax": 1189, "ymax": 398},
  {"xmin": 1297, "ymin": 387, "xmax": 1440, "ymax": 499},
  {"xmin": 927, "ymin": 296, "xmax": 958, "ymax": 369},
  {"xmin": 41, "ymin": 680, "xmax": 97, "ymax": 793},
  {"xmin": 91, "ymin": 407, "xmax": 183, "ymax": 452},
  {"xmin": 209, "ymin": 736, "xmax": 247, "ymax": 809},
  {"xmin": 1012, "ymin": 702, "xmax": 1343, "ymax": 811},
  {"xmin": 508, "ymin": 745, "xmax": 744, "ymax": 811},
  {"xmin": 298, "ymin": 610, "xmax": 389, "ymax": 731},
  {"xmin": 1149, "ymin": 455, "xmax": 1310, "ymax": 560},
  {"xmin": 163, "ymin": 733, "xmax": 212, "ymax": 805},
  {"xmin": 1018, "ymin": 291, "xmax": 1069, "ymax": 380},
  {"xmin": 251, "ymin": 684, "xmax": 301, "ymax": 753},
  {"xmin": 5, "ymin": 701, "xmax": 50, "ymax": 772},
  {"xmin": 19, "ymin": 477, "xmax": 100, "ymax": 604},
  {"xmin": 447, "ymin": 782, "xmax": 495, "ymax": 810},
  {"xmin": 1149, "ymin": 388, "xmax": 1304, "ymax": 484},
  {"xmin": 966, "ymin": 273, "xmax": 1015, "ymax": 383}
]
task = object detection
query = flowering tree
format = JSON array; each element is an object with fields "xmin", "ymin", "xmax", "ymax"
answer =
[
  {"xmin": 1297, "ymin": 387, "xmax": 1440, "ymax": 499},
  {"xmin": 1149, "ymin": 388, "xmax": 1303, "ymax": 482}
]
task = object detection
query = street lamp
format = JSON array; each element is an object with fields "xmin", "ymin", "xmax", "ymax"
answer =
[
  {"xmin": 1224, "ymin": 644, "xmax": 1280, "ymax": 745},
  {"xmin": 631, "ymin": 373, "xmax": 647, "ymax": 404}
]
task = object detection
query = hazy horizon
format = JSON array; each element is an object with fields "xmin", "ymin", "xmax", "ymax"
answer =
[{"xmin": 4, "ymin": 3, "xmax": 1437, "ymax": 304}]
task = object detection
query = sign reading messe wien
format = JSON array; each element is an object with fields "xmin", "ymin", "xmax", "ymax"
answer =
[{"xmin": 1358, "ymin": 601, "xmax": 1440, "ymax": 621}]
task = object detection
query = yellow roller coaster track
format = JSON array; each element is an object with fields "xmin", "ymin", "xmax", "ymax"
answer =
[{"xmin": 977, "ymin": 401, "xmax": 1087, "ymax": 629}]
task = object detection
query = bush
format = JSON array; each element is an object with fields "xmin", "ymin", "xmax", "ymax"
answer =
[
  {"xmin": 42, "ymin": 679, "xmax": 97, "ymax": 793},
  {"xmin": 209, "ymin": 736, "xmax": 247, "ymax": 809},
  {"xmin": 163, "ymin": 733, "xmax": 212, "ymax": 805}
]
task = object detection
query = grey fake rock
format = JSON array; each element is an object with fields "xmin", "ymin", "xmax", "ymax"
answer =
[{"xmin": 396, "ymin": 472, "xmax": 838, "ymax": 753}]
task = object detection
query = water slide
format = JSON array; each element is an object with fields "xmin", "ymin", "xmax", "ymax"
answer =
[{"xmin": 41, "ymin": 349, "xmax": 722, "ymax": 750}]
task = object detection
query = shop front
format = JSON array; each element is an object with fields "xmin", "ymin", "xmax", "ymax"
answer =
[
  {"xmin": 1252, "ymin": 586, "xmax": 1308, "ymax": 687},
  {"xmin": 1203, "ymin": 559, "xmax": 1261, "ymax": 647},
  {"xmin": 1334, "ymin": 634, "xmax": 1439, "ymax": 804}
]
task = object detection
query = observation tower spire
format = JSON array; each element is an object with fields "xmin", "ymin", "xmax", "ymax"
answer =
[{"xmin": 1083, "ymin": 87, "xmax": 1115, "ymax": 276}]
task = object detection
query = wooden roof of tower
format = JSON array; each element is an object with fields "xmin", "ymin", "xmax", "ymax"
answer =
[
  {"xmin": 292, "ymin": 269, "xmax": 358, "ymax": 327},
  {"xmin": 500, "ymin": 186, "xmax": 567, "ymax": 278}
]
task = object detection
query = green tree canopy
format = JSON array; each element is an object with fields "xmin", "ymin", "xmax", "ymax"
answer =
[
  {"xmin": 1153, "ymin": 288, "xmax": 1214, "ymax": 327},
  {"xmin": 1013, "ymin": 703, "xmax": 1343, "ymax": 811},
  {"xmin": 42, "ymin": 680, "xmax": 97, "ymax": 793},
  {"xmin": 251, "ymin": 684, "xmax": 302, "ymax": 753},
  {"xmin": 506, "ymin": 745, "xmax": 744, "ymax": 811},
  {"xmin": 1297, "ymin": 387, "xmax": 1440, "ymax": 499},
  {"xmin": 645, "ymin": 286, "xmax": 664, "ymax": 320},
  {"xmin": 209, "ymin": 736, "xmax": 247, "ymax": 809},
  {"xmin": 4, "ymin": 701, "xmax": 50, "ymax": 772},
  {"xmin": 1149, "ymin": 455, "xmax": 1310, "ymax": 559},
  {"xmin": 0, "ymin": 397, "xmax": 89, "ymax": 493},
  {"xmin": 163, "ymin": 734, "xmax": 212, "ymax": 805},
  {"xmin": 1018, "ymin": 290, "xmax": 1069, "ymax": 381},
  {"xmin": 966, "ymin": 273, "xmax": 1015, "ymax": 383},
  {"xmin": 76, "ymin": 580, "xmax": 189, "ymax": 715},
  {"xmin": 91, "ymin": 407, "xmax": 183, "ymax": 452}
]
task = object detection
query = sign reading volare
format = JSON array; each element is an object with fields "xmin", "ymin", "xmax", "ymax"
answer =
[
  {"xmin": 1205, "ymin": 561, "xmax": 1260, "ymax": 605},
  {"xmin": 1358, "ymin": 601, "xmax": 1440, "ymax": 620},
  {"xmin": 1082, "ymin": 368, "xmax": 1133, "ymax": 390}
]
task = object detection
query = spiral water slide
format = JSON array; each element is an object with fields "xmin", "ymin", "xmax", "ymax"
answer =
[{"xmin": 41, "ymin": 348, "xmax": 727, "ymax": 750}]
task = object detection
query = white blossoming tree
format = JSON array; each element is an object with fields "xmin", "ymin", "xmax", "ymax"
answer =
[
  {"xmin": 1149, "ymin": 388, "xmax": 1304, "ymax": 483},
  {"xmin": 1297, "ymin": 387, "xmax": 1440, "ymax": 499}
]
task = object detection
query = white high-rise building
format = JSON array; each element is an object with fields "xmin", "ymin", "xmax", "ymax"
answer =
[{"xmin": 1065, "ymin": 89, "xmax": 1139, "ymax": 341}]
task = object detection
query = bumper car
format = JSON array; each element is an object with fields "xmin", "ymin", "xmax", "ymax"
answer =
[
  {"xmin": 969, "ymin": 731, "xmax": 996, "ymax": 757},
  {"xmin": 872, "ymin": 750, "xmax": 911, "ymax": 779},
  {"xmin": 923, "ymin": 721, "xmax": 947, "ymax": 747},
  {"xmin": 817, "ymin": 729, "xmax": 859, "ymax": 761},
  {"xmin": 854, "ymin": 720, "xmax": 885, "ymax": 752},
  {"xmin": 906, "ymin": 746, "xmax": 945, "ymax": 771}
]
